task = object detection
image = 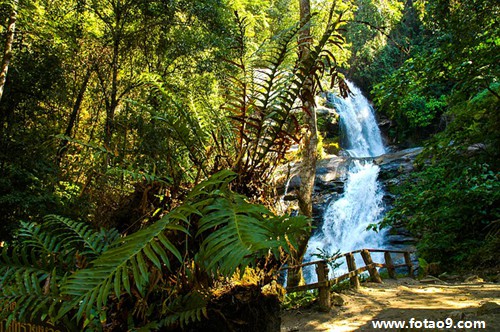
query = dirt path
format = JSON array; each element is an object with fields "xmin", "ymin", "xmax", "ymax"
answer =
[{"xmin": 281, "ymin": 278, "xmax": 500, "ymax": 331}]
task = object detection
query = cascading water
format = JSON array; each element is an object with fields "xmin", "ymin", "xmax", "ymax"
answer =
[
  {"xmin": 305, "ymin": 81, "xmax": 387, "ymax": 281},
  {"xmin": 335, "ymin": 84, "xmax": 386, "ymax": 158}
]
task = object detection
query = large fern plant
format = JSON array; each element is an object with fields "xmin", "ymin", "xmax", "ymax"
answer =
[
  {"xmin": 0, "ymin": 215, "xmax": 120, "ymax": 329},
  {"xmin": 0, "ymin": 170, "xmax": 309, "ymax": 331},
  {"xmin": 218, "ymin": 10, "xmax": 350, "ymax": 199}
]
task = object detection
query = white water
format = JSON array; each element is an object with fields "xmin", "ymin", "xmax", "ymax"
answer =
[
  {"xmin": 333, "ymin": 83, "xmax": 386, "ymax": 158},
  {"xmin": 305, "ymin": 81, "xmax": 387, "ymax": 281}
]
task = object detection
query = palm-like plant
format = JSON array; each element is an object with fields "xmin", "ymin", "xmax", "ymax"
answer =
[
  {"xmin": 221, "ymin": 14, "xmax": 303, "ymax": 197},
  {"xmin": 218, "ymin": 10, "xmax": 350, "ymax": 199},
  {"xmin": 0, "ymin": 170, "xmax": 309, "ymax": 330},
  {"xmin": 0, "ymin": 215, "xmax": 120, "ymax": 329}
]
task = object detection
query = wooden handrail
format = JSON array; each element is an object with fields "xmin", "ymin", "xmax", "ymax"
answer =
[
  {"xmin": 280, "ymin": 248, "xmax": 415, "ymax": 271},
  {"xmin": 283, "ymin": 248, "xmax": 415, "ymax": 310}
]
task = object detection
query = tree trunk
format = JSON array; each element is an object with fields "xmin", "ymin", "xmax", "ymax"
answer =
[
  {"xmin": 57, "ymin": 68, "xmax": 92, "ymax": 165},
  {"xmin": 104, "ymin": 34, "xmax": 120, "ymax": 164},
  {"xmin": 0, "ymin": 0, "xmax": 18, "ymax": 103},
  {"xmin": 288, "ymin": 0, "xmax": 318, "ymax": 287}
]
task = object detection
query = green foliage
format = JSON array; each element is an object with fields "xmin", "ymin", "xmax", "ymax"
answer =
[
  {"xmin": 310, "ymin": 248, "xmax": 343, "ymax": 273},
  {"xmin": 370, "ymin": 0, "xmax": 499, "ymax": 143},
  {"xmin": 372, "ymin": 55, "xmax": 448, "ymax": 139},
  {"xmin": 382, "ymin": 83, "xmax": 500, "ymax": 269},
  {"xmin": 417, "ymin": 258, "xmax": 428, "ymax": 278},
  {"xmin": 0, "ymin": 215, "xmax": 121, "ymax": 329},
  {"xmin": 0, "ymin": 170, "xmax": 310, "ymax": 330},
  {"xmin": 368, "ymin": 0, "xmax": 499, "ymax": 271},
  {"xmin": 383, "ymin": 159, "xmax": 499, "ymax": 269},
  {"xmin": 344, "ymin": 0, "xmax": 408, "ymax": 92},
  {"xmin": 282, "ymin": 290, "xmax": 317, "ymax": 310}
]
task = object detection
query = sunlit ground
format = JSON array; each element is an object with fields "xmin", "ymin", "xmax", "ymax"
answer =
[{"xmin": 281, "ymin": 278, "xmax": 500, "ymax": 331}]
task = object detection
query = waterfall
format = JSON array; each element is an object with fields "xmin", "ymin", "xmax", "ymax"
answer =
[
  {"xmin": 305, "ymin": 81, "xmax": 387, "ymax": 281},
  {"xmin": 333, "ymin": 83, "xmax": 386, "ymax": 158}
]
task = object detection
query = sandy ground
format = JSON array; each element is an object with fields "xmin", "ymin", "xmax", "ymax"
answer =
[{"xmin": 281, "ymin": 278, "xmax": 500, "ymax": 331}]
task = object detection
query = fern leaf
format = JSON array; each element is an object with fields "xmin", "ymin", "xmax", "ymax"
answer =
[
  {"xmin": 0, "ymin": 246, "xmax": 54, "ymax": 290},
  {"xmin": 42, "ymin": 215, "xmax": 120, "ymax": 257},
  {"xmin": 0, "ymin": 268, "xmax": 62, "ymax": 324},
  {"xmin": 59, "ymin": 209, "xmax": 189, "ymax": 322},
  {"xmin": 196, "ymin": 195, "xmax": 280, "ymax": 275},
  {"xmin": 159, "ymin": 292, "xmax": 208, "ymax": 328}
]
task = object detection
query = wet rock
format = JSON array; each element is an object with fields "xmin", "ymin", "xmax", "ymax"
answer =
[
  {"xmin": 287, "ymin": 175, "xmax": 301, "ymax": 191},
  {"xmin": 467, "ymin": 143, "xmax": 486, "ymax": 154},
  {"xmin": 374, "ymin": 147, "xmax": 423, "ymax": 165},
  {"xmin": 376, "ymin": 147, "xmax": 423, "ymax": 181},
  {"xmin": 386, "ymin": 227, "xmax": 417, "ymax": 246}
]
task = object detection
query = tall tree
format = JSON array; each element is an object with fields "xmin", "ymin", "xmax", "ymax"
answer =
[
  {"xmin": 288, "ymin": 0, "xmax": 317, "ymax": 287},
  {"xmin": 0, "ymin": 0, "xmax": 17, "ymax": 102}
]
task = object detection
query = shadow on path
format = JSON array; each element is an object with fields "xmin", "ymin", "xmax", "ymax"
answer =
[{"xmin": 281, "ymin": 278, "xmax": 500, "ymax": 332}]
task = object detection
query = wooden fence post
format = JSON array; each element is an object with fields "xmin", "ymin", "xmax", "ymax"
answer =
[
  {"xmin": 384, "ymin": 252, "xmax": 396, "ymax": 279},
  {"xmin": 345, "ymin": 253, "xmax": 360, "ymax": 289},
  {"xmin": 315, "ymin": 261, "xmax": 330, "ymax": 310},
  {"xmin": 361, "ymin": 249, "xmax": 382, "ymax": 283},
  {"xmin": 404, "ymin": 252, "xmax": 414, "ymax": 278}
]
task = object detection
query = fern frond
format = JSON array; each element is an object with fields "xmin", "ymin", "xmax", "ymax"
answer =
[
  {"xmin": 222, "ymin": 20, "xmax": 303, "ymax": 180},
  {"xmin": 17, "ymin": 221, "xmax": 61, "ymax": 255},
  {"xmin": 148, "ymin": 82, "xmax": 213, "ymax": 176},
  {"xmin": 0, "ymin": 268, "xmax": 62, "ymax": 325},
  {"xmin": 159, "ymin": 292, "xmax": 208, "ymax": 328},
  {"xmin": 42, "ymin": 215, "xmax": 120, "ymax": 257},
  {"xmin": 0, "ymin": 246, "xmax": 54, "ymax": 287},
  {"xmin": 196, "ymin": 195, "xmax": 278, "ymax": 275},
  {"xmin": 59, "ymin": 208, "xmax": 189, "ymax": 322},
  {"xmin": 186, "ymin": 169, "xmax": 238, "ymax": 201}
]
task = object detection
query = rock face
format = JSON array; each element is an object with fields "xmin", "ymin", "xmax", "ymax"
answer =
[
  {"xmin": 316, "ymin": 106, "xmax": 340, "ymax": 139},
  {"xmin": 375, "ymin": 147, "xmax": 423, "ymax": 183},
  {"xmin": 275, "ymin": 147, "xmax": 422, "ymax": 247}
]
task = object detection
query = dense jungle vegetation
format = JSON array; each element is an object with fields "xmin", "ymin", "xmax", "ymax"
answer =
[{"xmin": 0, "ymin": 0, "xmax": 498, "ymax": 330}]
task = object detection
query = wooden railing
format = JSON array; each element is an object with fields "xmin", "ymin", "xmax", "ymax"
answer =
[{"xmin": 282, "ymin": 249, "xmax": 415, "ymax": 309}]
